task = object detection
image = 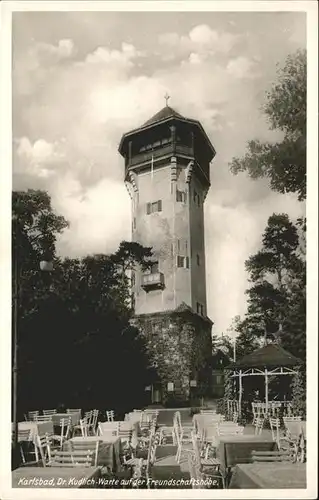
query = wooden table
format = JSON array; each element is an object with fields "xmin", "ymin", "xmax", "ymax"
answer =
[
  {"xmin": 67, "ymin": 436, "xmax": 122, "ymax": 471},
  {"xmin": 229, "ymin": 462, "xmax": 306, "ymax": 489},
  {"xmin": 12, "ymin": 466, "xmax": 101, "ymax": 488},
  {"xmin": 217, "ymin": 434, "xmax": 276, "ymax": 479}
]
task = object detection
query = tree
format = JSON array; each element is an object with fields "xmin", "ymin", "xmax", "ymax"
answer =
[
  {"xmin": 229, "ymin": 50, "xmax": 306, "ymax": 201},
  {"xmin": 13, "ymin": 190, "xmax": 154, "ymax": 416},
  {"xmin": 229, "ymin": 214, "xmax": 306, "ymax": 361}
]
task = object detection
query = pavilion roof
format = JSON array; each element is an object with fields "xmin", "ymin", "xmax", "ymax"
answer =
[{"xmin": 226, "ymin": 343, "xmax": 303, "ymax": 370}]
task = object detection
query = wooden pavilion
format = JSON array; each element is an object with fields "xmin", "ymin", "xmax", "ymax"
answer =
[{"xmin": 226, "ymin": 343, "xmax": 303, "ymax": 417}]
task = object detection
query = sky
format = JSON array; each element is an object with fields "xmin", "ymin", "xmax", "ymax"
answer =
[{"xmin": 12, "ymin": 9, "xmax": 306, "ymax": 335}]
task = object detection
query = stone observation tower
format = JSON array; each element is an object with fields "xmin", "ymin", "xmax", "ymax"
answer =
[{"xmin": 119, "ymin": 99, "xmax": 216, "ymax": 404}]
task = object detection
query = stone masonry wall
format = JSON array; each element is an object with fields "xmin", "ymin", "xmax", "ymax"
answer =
[{"xmin": 133, "ymin": 310, "xmax": 212, "ymax": 404}]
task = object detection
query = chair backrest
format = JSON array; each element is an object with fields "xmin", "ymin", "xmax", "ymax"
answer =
[
  {"xmin": 98, "ymin": 421, "xmax": 119, "ymax": 437},
  {"xmin": 68, "ymin": 439, "xmax": 100, "ymax": 467},
  {"xmin": 269, "ymin": 418, "xmax": 280, "ymax": 443},
  {"xmin": 251, "ymin": 449, "xmax": 292, "ymax": 463},
  {"xmin": 217, "ymin": 424, "xmax": 244, "ymax": 436},
  {"xmin": 67, "ymin": 408, "xmax": 81, "ymax": 415},
  {"xmin": 56, "ymin": 417, "xmax": 72, "ymax": 445},
  {"xmin": 106, "ymin": 410, "xmax": 115, "ymax": 422},
  {"xmin": 144, "ymin": 432, "xmax": 158, "ymax": 475},
  {"xmin": 48, "ymin": 449, "xmax": 94, "ymax": 467},
  {"xmin": 36, "ymin": 433, "xmax": 52, "ymax": 466},
  {"xmin": 118, "ymin": 422, "xmax": 133, "ymax": 443},
  {"xmin": 84, "ymin": 410, "xmax": 93, "ymax": 425},
  {"xmin": 254, "ymin": 417, "xmax": 264, "ymax": 436},
  {"xmin": 28, "ymin": 411, "xmax": 39, "ymax": 421},
  {"xmin": 144, "ymin": 409, "xmax": 159, "ymax": 417},
  {"xmin": 79, "ymin": 418, "xmax": 88, "ymax": 437},
  {"xmin": 34, "ymin": 415, "xmax": 53, "ymax": 422},
  {"xmin": 191, "ymin": 430, "xmax": 202, "ymax": 465},
  {"xmin": 43, "ymin": 409, "xmax": 57, "ymax": 416},
  {"xmin": 187, "ymin": 452, "xmax": 202, "ymax": 488},
  {"xmin": 17, "ymin": 428, "xmax": 32, "ymax": 443},
  {"xmin": 283, "ymin": 416, "xmax": 302, "ymax": 423},
  {"xmin": 91, "ymin": 409, "xmax": 99, "ymax": 429},
  {"xmin": 200, "ymin": 410, "xmax": 217, "ymax": 415}
]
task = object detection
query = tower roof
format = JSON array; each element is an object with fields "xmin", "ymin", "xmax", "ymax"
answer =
[
  {"xmin": 142, "ymin": 106, "xmax": 185, "ymax": 127},
  {"xmin": 226, "ymin": 343, "xmax": 303, "ymax": 370},
  {"xmin": 118, "ymin": 104, "xmax": 216, "ymax": 159}
]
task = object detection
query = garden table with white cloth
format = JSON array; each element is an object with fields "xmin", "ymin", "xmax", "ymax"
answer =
[
  {"xmin": 124, "ymin": 412, "xmax": 142, "ymax": 424},
  {"xmin": 12, "ymin": 465, "xmax": 101, "ymax": 488},
  {"xmin": 66, "ymin": 435, "xmax": 122, "ymax": 472},
  {"xmin": 13, "ymin": 421, "xmax": 54, "ymax": 441}
]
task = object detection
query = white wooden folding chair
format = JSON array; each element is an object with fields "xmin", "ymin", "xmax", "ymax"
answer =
[
  {"xmin": 67, "ymin": 439, "xmax": 100, "ymax": 467},
  {"xmin": 106, "ymin": 410, "xmax": 115, "ymax": 422},
  {"xmin": 283, "ymin": 416, "xmax": 302, "ymax": 424},
  {"xmin": 191, "ymin": 430, "xmax": 224, "ymax": 487},
  {"xmin": 217, "ymin": 423, "xmax": 244, "ymax": 437},
  {"xmin": 51, "ymin": 416, "xmax": 72, "ymax": 448},
  {"xmin": 27, "ymin": 411, "xmax": 39, "ymax": 421},
  {"xmin": 87, "ymin": 409, "xmax": 99, "ymax": 435},
  {"xmin": 251, "ymin": 448, "xmax": 293, "ymax": 463},
  {"xmin": 118, "ymin": 422, "xmax": 133, "ymax": 447},
  {"xmin": 73, "ymin": 417, "xmax": 89, "ymax": 437},
  {"xmin": 123, "ymin": 430, "xmax": 157, "ymax": 487},
  {"xmin": 43, "ymin": 409, "xmax": 57, "ymax": 416},
  {"xmin": 174, "ymin": 417, "xmax": 193, "ymax": 464},
  {"xmin": 254, "ymin": 417, "xmax": 264, "ymax": 436},
  {"xmin": 48, "ymin": 449, "xmax": 94, "ymax": 467},
  {"xmin": 34, "ymin": 415, "xmax": 53, "ymax": 422},
  {"xmin": 98, "ymin": 421, "xmax": 119, "ymax": 437},
  {"xmin": 67, "ymin": 408, "xmax": 81, "ymax": 414},
  {"xmin": 35, "ymin": 433, "xmax": 53, "ymax": 466},
  {"xmin": 16, "ymin": 429, "xmax": 33, "ymax": 464}
]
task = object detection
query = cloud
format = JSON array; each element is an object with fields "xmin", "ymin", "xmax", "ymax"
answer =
[
  {"xmin": 13, "ymin": 38, "xmax": 76, "ymax": 96},
  {"xmin": 226, "ymin": 56, "xmax": 256, "ymax": 79},
  {"xmin": 12, "ymin": 13, "xmax": 306, "ymax": 334},
  {"xmin": 158, "ymin": 24, "xmax": 239, "ymax": 62},
  {"xmin": 53, "ymin": 175, "xmax": 130, "ymax": 257},
  {"xmin": 37, "ymin": 39, "xmax": 75, "ymax": 59},
  {"xmin": 84, "ymin": 42, "xmax": 142, "ymax": 68},
  {"xmin": 15, "ymin": 137, "xmax": 65, "ymax": 178}
]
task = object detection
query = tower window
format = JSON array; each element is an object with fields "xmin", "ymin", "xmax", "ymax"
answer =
[
  {"xmin": 150, "ymin": 261, "xmax": 159, "ymax": 274},
  {"xmin": 176, "ymin": 189, "xmax": 187, "ymax": 203},
  {"xmin": 177, "ymin": 256, "xmax": 189, "ymax": 269},
  {"xmin": 133, "ymin": 217, "xmax": 136, "ymax": 230},
  {"xmin": 196, "ymin": 254, "xmax": 200, "ymax": 266},
  {"xmin": 196, "ymin": 302, "xmax": 204, "ymax": 316},
  {"xmin": 193, "ymin": 191, "xmax": 200, "ymax": 207},
  {"xmin": 145, "ymin": 261, "xmax": 159, "ymax": 274},
  {"xmin": 131, "ymin": 271, "xmax": 136, "ymax": 286},
  {"xmin": 146, "ymin": 200, "xmax": 162, "ymax": 214}
]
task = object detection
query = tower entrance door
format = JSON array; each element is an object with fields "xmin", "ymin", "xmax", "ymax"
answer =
[{"xmin": 151, "ymin": 383, "xmax": 162, "ymax": 404}]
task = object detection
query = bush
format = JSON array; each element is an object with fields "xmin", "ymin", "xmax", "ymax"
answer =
[
  {"xmin": 216, "ymin": 398, "xmax": 226, "ymax": 415},
  {"xmin": 190, "ymin": 407, "xmax": 201, "ymax": 416}
]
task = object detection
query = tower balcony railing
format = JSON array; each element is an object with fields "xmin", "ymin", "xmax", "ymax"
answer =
[
  {"xmin": 126, "ymin": 143, "xmax": 194, "ymax": 170},
  {"xmin": 141, "ymin": 272, "xmax": 165, "ymax": 291}
]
